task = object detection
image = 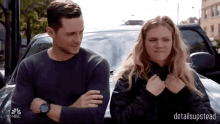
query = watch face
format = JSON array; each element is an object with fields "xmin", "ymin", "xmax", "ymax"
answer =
[{"xmin": 40, "ymin": 103, "xmax": 49, "ymax": 113}]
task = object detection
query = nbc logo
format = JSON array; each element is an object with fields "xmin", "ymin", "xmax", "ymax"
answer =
[{"xmin": 11, "ymin": 108, "xmax": 21, "ymax": 118}]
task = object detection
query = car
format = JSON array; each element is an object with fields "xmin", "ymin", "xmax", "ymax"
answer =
[
  {"xmin": 123, "ymin": 20, "xmax": 144, "ymax": 25},
  {"xmin": 178, "ymin": 24, "xmax": 220, "ymax": 84},
  {"xmin": 0, "ymin": 25, "xmax": 220, "ymax": 124}
]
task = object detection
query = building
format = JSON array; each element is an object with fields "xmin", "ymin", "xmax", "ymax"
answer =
[{"xmin": 200, "ymin": 0, "xmax": 220, "ymax": 45}]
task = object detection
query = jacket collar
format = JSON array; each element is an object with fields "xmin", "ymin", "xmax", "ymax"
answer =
[{"xmin": 149, "ymin": 61, "xmax": 170, "ymax": 81}]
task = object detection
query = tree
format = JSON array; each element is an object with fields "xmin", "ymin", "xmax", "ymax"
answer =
[
  {"xmin": 187, "ymin": 17, "xmax": 198, "ymax": 23},
  {"xmin": 215, "ymin": 37, "xmax": 220, "ymax": 52},
  {"xmin": 0, "ymin": 0, "xmax": 7, "ymax": 28},
  {"xmin": 180, "ymin": 21, "xmax": 188, "ymax": 24},
  {"xmin": 180, "ymin": 17, "xmax": 199, "ymax": 25},
  {"xmin": 20, "ymin": 0, "xmax": 51, "ymax": 45}
]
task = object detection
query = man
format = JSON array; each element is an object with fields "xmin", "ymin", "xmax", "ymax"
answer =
[{"xmin": 11, "ymin": 0, "xmax": 110, "ymax": 123}]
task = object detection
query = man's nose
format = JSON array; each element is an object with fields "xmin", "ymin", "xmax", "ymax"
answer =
[{"xmin": 74, "ymin": 34, "xmax": 81, "ymax": 44}]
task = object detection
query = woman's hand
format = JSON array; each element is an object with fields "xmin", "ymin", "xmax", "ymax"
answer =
[
  {"xmin": 146, "ymin": 74, "xmax": 165, "ymax": 96},
  {"xmin": 165, "ymin": 74, "xmax": 185, "ymax": 94}
]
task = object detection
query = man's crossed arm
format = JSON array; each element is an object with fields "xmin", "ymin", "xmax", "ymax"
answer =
[{"xmin": 30, "ymin": 90, "xmax": 104, "ymax": 123}]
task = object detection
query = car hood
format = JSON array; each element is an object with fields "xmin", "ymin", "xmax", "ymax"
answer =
[
  {"xmin": 0, "ymin": 74, "xmax": 220, "ymax": 119},
  {"xmin": 0, "ymin": 84, "xmax": 15, "ymax": 105},
  {"xmin": 198, "ymin": 74, "xmax": 220, "ymax": 114}
]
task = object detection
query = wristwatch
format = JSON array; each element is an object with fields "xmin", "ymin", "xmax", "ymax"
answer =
[{"xmin": 40, "ymin": 102, "xmax": 50, "ymax": 114}]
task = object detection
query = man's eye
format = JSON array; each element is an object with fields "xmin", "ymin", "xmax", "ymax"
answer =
[{"xmin": 149, "ymin": 39, "xmax": 156, "ymax": 41}]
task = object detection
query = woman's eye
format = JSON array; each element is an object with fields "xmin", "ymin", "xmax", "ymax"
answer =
[{"xmin": 163, "ymin": 39, "xmax": 170, "ymax": 41}]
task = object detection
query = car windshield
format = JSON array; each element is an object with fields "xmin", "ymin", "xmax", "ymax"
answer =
[
  {"xmin": 24, "ymin": 29, "xmax": 140, "ymax": 71},
  {"xmin": 22, "ymin": 27, "xmax": 210, "ymax": 72},
  {"xmin": 81, "ymin": 30, "xmax": 140, "ymax": 71}
]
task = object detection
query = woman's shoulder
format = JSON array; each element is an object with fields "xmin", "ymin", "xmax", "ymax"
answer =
[
  {"xmin": 189, "ymin": 68, "xmax": 207, "ymax": 93},
  {"xmin": 115, "ymin": 75, "xmax": 146, "ymax": 91},
  {"xmin": 189, "ymin": 68, "xmax": 201, "ymax": 83},
  {"xmin": 114, "ymin": 76, "xmax": 130, "ymax": 91}
]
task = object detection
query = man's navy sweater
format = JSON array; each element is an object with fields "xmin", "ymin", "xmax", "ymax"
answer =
[{"xmin": 11, "ymin": 47, "xmax": 110, "ymax": 124}]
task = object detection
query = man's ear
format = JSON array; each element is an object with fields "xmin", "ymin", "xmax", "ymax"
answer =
[{"xmin": 46, "ymin": 27, "xmax": 55, "ymax": 39}]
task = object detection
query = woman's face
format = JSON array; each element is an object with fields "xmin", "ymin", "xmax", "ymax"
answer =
[{"xmin": 145, "ymin": 26, "xmax": 173, "ymax": 67}]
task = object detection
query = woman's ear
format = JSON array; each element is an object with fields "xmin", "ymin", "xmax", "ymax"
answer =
[{"xmin": 46, "ymin": 27, "xmax": 55, "ymax": 39}]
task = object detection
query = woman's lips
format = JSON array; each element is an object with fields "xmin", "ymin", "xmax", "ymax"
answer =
[{"xmin": 155, "ymin": 51, "xmax": 165, "ymax": 52}]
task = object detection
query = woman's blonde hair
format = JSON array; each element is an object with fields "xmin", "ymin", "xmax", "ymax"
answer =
[{"xmin": 113, "ymin": 16, "xmax": 203, "ymax": 97}]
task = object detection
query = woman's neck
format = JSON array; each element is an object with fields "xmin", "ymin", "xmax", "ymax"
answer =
[{"xmin": 152, "ymin": 60, "xmax": 166, "ymax": 68}]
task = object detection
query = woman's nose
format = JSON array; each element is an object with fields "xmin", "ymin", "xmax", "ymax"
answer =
[{"xmin": 156, "ymin": 40, "xmax": 163, "ymax": 48}]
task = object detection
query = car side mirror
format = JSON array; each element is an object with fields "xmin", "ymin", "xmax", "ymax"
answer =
[
  {"xmin": 190, "ymin": 52, "xmax": 215, "ymax": 71},
  {"xmin": 0, "ymin": 72, "xmax": 5, "ymax": 89}
]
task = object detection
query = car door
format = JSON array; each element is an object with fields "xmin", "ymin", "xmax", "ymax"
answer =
[{"xmin": 180, "ymin": 28, "xmax": 220, "ymax": 84}]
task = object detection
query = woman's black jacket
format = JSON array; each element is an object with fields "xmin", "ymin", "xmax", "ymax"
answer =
[{"xmin": 110, "ymin": 62, "xmax": 216, "ymax": 124}]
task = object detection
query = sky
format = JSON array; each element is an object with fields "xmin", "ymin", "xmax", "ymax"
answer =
[{"xmin": 72, "ymin": 0, "xmax": 202, "ymax": 28}]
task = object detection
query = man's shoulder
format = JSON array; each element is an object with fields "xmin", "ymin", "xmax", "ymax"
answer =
[
  {"xmin": 80, "ymin": 47, "xmax": 100, "ymax": 57},
  {"xmin": 21, "ymin": 49, "xmax": 47, "ymax": 65},
  {"xmin": 80, "ymin": 47, "xmax": 107, "ymax": 63},
  {"xmin": 79, "ymin": 47, "xmax": 110, "ymax": 71}
]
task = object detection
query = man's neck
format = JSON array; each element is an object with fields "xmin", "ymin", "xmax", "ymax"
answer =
[{"xmin": 47, "ymin": 47, "xmax": 74, "ymax": 61}]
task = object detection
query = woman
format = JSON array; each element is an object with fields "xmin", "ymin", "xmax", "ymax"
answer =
[{"xmin": 110, "ymin": 16, "xmax": 216, "ymax": 124}]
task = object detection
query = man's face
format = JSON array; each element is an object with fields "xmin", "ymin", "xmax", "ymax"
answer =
[{"xmin": 53, "ymin": 16, "xmax": 84, "ymax": 55}]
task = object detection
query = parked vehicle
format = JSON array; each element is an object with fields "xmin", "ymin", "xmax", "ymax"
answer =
[
  {"xmin": 123, "ymin": 20, "xmax": 144, "ymax": 25},
  {"xmin": 178, "ymin": 24, "xmax": 220, "ymax": 84},
  {"xmin": 0, "ymin": 25, "xmax": 220, "ymax": 124}
]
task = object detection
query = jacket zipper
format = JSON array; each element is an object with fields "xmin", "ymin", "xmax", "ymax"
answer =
[{"xmin": 155, "ymin": 98, "xmax": 157, "ymax": 122}]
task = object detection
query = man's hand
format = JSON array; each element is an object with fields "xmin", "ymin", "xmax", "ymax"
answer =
[
  {"xmin": 165, "ymin": 74, "xmax": 186, "ymax": 94},
  {"xmin": 146, "ymin": 74, "xmax": 165, "ymax": 96},
  {"xmin": 69, "ymin": 90, "xmax": 103, "ymax": 108},
  {"xmin": 30, "ymin": 98, "xmax": 46, "ymax": 114}
]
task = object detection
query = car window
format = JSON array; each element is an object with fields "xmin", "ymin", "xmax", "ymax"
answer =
[
  {"xmin": 25, "ymin": 37, "xmax": 52, "ymax": 58},
  {"xmin": 81, "ymin": 30, "xmax": 139, "ymax": 71},
  {"xmin": 180, "ymin": 30, "xmax": 209, "ymax": 54}
]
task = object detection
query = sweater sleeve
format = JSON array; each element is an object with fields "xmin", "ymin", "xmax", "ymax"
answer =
[
  {"xmin": 11, "ymin": 60, "xmax": 57, "ymax": 124},
  {"xmin": 60, "ymin": 58, "xmax": 110, "ymax": 124},
  {"xmin": 176, "ymin": 70, "xmax": 216, "ymax": 124},
  {"xmin": 110, "ymin": 78, "xmax": 156, "ymax": 124}
]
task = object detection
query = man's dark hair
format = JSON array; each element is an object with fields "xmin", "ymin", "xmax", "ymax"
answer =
[{"xmin": 47, "ymin": 0, "xmax": 82, "ymax": 32}]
